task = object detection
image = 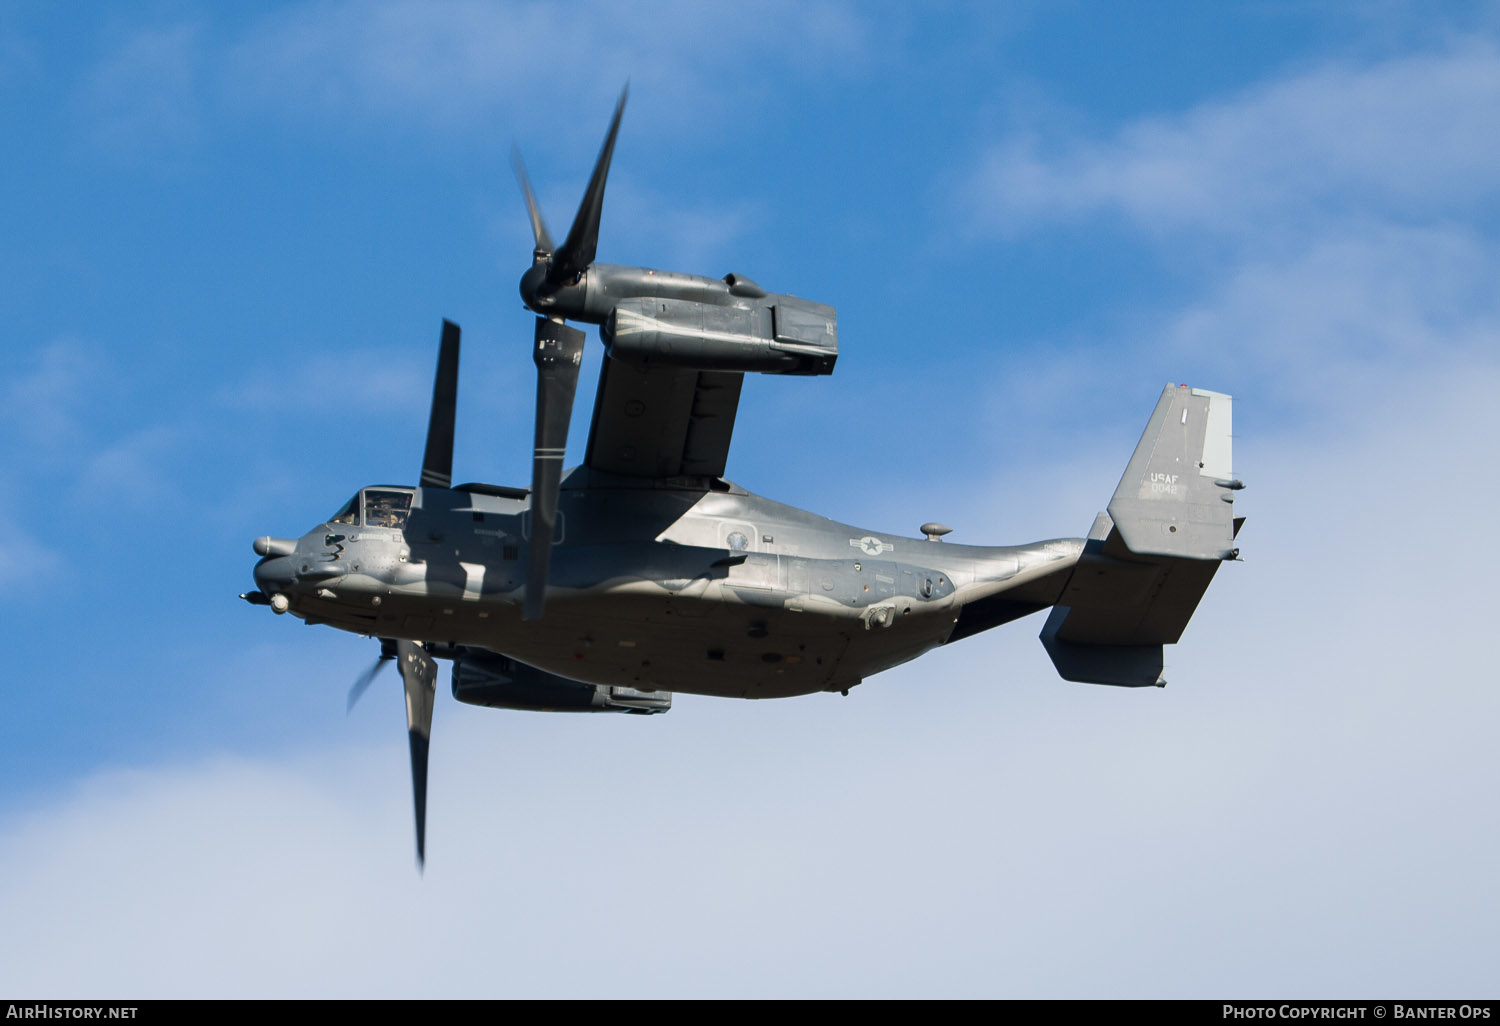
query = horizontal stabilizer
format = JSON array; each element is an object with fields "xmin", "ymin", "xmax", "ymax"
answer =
[{"xmin": 1040, "ymin": 604, "xmax": 1164, "ymax": 687}]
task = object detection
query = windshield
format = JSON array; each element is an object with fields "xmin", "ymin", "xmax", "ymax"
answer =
[
  {"xmin": 363, "ymin": 488, "xmax": 413, "ymax": 528},
  {"xmin": 329, "ymin": 494, "xmax": 360, "ymax": 526}
]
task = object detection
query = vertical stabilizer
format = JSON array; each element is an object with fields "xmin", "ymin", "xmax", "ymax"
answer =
[
  {"xmin": 1106, "ymin": 385, "xmax": 1240, "ymax": 561},
  {"xmin": 1039, "ymin": 384, "xmax": 1243, "ymax": 687}
]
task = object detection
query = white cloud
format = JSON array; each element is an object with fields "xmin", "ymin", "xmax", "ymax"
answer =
[
  {"xmin": 73, "ymin": 425, "xmax": 184, "ymax": 508},
  {"xmin": 222, "ymin": 349, "xmax": 430, "ymax": 414},
  {"xmin": 968, "ymin": 42, "xmax": 1500, "ymax": 243},
  {"xmin": 596, "ymin": 182, "xmax": 758, "ymax": 273},
  {"xmin": 1160, "ymin": 222, "xmax": 1500, "ymax": 402},
  {"xmin": 2, "ymin": 338, "xmax": 103, "ymax": 452},
  {"xmin": 226, "ymin": 0, "xmax": 868, "ymax": 138},
  {"xmin": 947, "ymin": 37, "xmax": 1500, "ymax": 453},
  {"xmin": 79, "ymin": 21, "xmax": 204, "ymax": 163},
  {"xmin": 0, "ymin": 517, "xmax": 63, "ymax": 589}
]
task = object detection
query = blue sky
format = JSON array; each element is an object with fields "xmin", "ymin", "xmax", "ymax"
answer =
[{"xmin": 3, "ymin": 1, "xmax": 1498, "ymax": 998}]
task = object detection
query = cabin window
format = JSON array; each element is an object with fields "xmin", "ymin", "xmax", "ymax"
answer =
[
  {"xmin": 363, "ymin": 488, "xmax": 413, "ymax": 528},
  {"xmin": 329, "ymin": 494, "xmax": 360, "ymax": 526}
]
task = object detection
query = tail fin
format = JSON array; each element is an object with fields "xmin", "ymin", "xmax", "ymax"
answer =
[
  {"xmin": 1041, "ymin": 384, "xmax": 1242, "ymax": 688},
  {"xmin": 1107, "ymin": 384, "xmax": 1240, "ymax": 561}
]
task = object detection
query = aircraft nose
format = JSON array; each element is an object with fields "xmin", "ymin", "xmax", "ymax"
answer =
[{"xmin": 253, "ymin": 544, "xmax": 298, "ymax": 614}]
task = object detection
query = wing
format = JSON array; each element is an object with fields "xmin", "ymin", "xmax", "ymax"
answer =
[{"xmin": 583, "ymin": 355, "xmax": 745, "ymax": 479}]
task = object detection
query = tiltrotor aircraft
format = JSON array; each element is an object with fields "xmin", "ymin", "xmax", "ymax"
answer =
[{"xmin": 245, "ymin": 93, "xmax": 1243, "ymax": 866}]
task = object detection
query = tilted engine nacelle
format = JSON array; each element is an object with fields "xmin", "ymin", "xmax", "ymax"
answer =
[
  {"xmin": 601, "ymin": 294, "xmax": 837, "ymax": 376},
  {"xmin": 451, "ymin": 649, "xmax": 670, "ymax": 714}
]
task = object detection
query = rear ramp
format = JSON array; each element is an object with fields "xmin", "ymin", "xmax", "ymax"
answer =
[{"xmin": 1042, "ymin": 385, "xmax": 1243, "ymax": 687}]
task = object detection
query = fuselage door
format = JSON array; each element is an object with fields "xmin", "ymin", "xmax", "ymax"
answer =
[{"xmin": 717, "ymin": 519, "xmax": 785, "ymax": 593}]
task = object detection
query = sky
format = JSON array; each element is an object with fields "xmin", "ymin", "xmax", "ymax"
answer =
[{"xmin": 2, "ymin": 0, "xmax": 1498, "ymax": 999}]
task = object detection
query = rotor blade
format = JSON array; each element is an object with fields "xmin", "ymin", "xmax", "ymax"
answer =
[
  {"xmin": 547, "ymin": 86, "xmax": 627, "ymax": 287},
  {"xmin": 396, "ymin": 639, "xmax": 437, "ymax": 869},
  {"xmin": 510, "ymin": 146, "xmax": 554, "ymax": 257},
  {"xmin": 420, "ymin": 320, "xmax": 461, "ymax": 489},
  {"xmin": 345, "ymin": 657, "xmax": 388, "ymax": 714},
  {"xmin": 525, "ymin": 316, "xmax": 586, "ymax": 621},
  {"xmin": 347, "ymin": 638, "xmax": 399, "ymax": 713}
]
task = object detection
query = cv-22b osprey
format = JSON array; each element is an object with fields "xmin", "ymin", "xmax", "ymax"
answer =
[{"xmin": 245, "ymin": 93, "xmax": 1244, "ymax": 866}]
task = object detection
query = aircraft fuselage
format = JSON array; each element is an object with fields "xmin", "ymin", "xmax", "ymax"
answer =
[{"xmin": 253, "ymin": 474, "xmax": 1083, "ymax": 700}]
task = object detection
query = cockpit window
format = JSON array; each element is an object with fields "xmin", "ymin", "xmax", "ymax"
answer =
[
  {"xmin": 363, "ymin": 488, "xmax": 413, "ymax": 528},
  {"xmin": 329, "ymin": 494, "xmax": 360, "ymax": 526}
]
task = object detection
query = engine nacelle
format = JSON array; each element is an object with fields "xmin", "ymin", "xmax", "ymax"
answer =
[
  {"xmin": 451, "ymin": 649, "xmax": 670, "ymax": 714},
  {"xmin": 602, "ymin": 295, "xmax": 837, "ymax": 376}
]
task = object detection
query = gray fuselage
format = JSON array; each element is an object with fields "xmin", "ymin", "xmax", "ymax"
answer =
[{"xmin": 254, "ymin": 472, "xmax": 1083, "ymax": 699}]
